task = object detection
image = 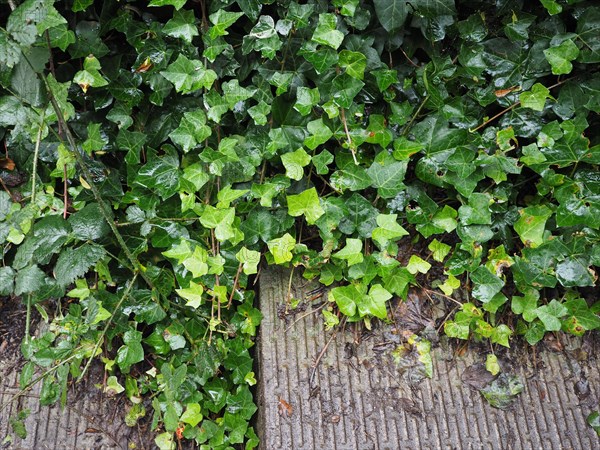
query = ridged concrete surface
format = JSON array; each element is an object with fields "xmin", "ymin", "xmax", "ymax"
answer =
[
  {"xmin": 0, "ymin": 344, "xmax": 143, "ymax": 449},
  {"xmin": 257, "ymin": 267, "xmax": 600, "ymax": 450}
]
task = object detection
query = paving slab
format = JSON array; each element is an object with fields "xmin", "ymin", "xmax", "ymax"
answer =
[
  {"xmin": 0, "ymin": 302, "xmax": 149, "ymax": 450},
  {"xmin": 256, "ymin": 267, "xmax": 600, "ymax": 450}
]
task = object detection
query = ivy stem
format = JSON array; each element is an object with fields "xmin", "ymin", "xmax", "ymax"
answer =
[
  {"xmin": 31, "ymin": 110, "xmax": 45, "ymax": 204},
  {"xmin": 228, "ymin": 262, "xmax": 243, "ymax": 308},
  {"xmin": 77, "ymin": 273, "xmax": 138, "ymax": 382},
  {"xmin": 340, "ymin": 107, "xmax": 358, "ymax": 164},
  {"xmin": 402, "ymin": 95, "xmax": 429, "ymax": 136}
]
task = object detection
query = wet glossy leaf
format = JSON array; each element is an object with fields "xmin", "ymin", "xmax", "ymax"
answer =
[
  {"xmin": 373, "ymin": 0, "xmax": 408, "ymax": 32},
  {"xmin": 519, "ymin": 83, "xmax": 550, "ymax": 111},
  {"xmin": 514, "ymin": 205, "xmax": 552, "ymax": 247},
  {"xmin": 544, "ymin": 39, "xmax": 579, "ymax": 75},
  {"xmin": 287, "ymin": 187, "xmax": 324, "ymax": 225},
  {"xmin": 312, "ymin": 13, "xmax": 344, "ymax": 49},
  {"xmin": 161, "ymin": 54, "xmax": 217, "ymax": 94},
  {"xmin": 163, "ymin": 9, "xmax": 199, "ymax": 44},
  {"xmin": 54, "ymin": 244, "xmax": 106, "ymax": 286}
]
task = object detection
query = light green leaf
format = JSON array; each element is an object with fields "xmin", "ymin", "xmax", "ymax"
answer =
[
  {"xmin": 182, "ymin": 246, "xmax": 209, "ymax": 278},
  {"xmin": 438, "ymin": 273, "xmax": 460, "ymax": 296},
  {"xmin": 287, "ymin": 187, "xmax": 325, "ymax": 225},
  {"xmin": 329, "ymin": 285, "xmax": 362, "ymax": 317},
  {"xmin": 281, "ymin": 149, "xmax": 311, "ymax": 181},
  {"xmin": 371, "ymin": 214, "xmax": 409, "ymax": 248},
  {"xmin": 339, "ymin": 50, "xmax": 367, "ymax": 80},
  {"xmin": 428, "ymin": 239, "xmax": 451, "ymax": 262},
  {"xmin": 312, "ymin": 13, "xmax": 344, "ymax": 49},
  {"xmin": 176, "ymin": 281, "xmax": 204, "ymax": 308},
  {"xmin": 486, "ymin": 354, "xmax": 501, "ymax": 375},
  {"xmin": 267, "ymin": 233, "xmax": 296, "ymax": 264},
  {"xmin": 161, "ymin": 54, "xmax": 217, "ymax": 93},
  {"xmin": 304, "ymin": 119, "xmax": 333, "ymax": 150},
  {"xmin": 407, "ymin": 255, "xmax": 431, "ymax": 275},
  {"xmin": 236, "ymin": 247, "xmax": 261, "ymax": 275},
  {"xmin": 163, "ymin": 9, "xmax": 199, "ymax": 43},
  {"xmin": 514, "ymin": 205, "xmax": 552, "ymax": 247},
  {"xmin": 169, "ymin": 110, "xmax": 212, "ymax": 153},
  {"xmin": 520, "ymin": 83, "xmax": 551, "ymax": 111},
  {"xmin": 162, "ymin": 239, "xmax": 192, "ymax": 264},
  {"xmin": 149, "ymin": 0, "xmax": 186, "ymax": 9},
  {"xmin": 209, "ymin": 10, "xmax": 244, "ymax": 39},
  {"xmin": 332, "ymin": 238, "xmax": 364, "ymax": 266},
  {"xmin": 544, "ymin": 39, "xmax": 580, "ymax": 75},
  {"xmin": 294, "ymin": 87, "xmax": 320, "ymax": 116},
  {"xmin": 200, "ymin": 206, "xmax": 236, "ymax": 242},
  {"xmin": 362, "ymin": 284, "xmax": 391, "ymax": 319},
  {"xmin": 180, "ymin": 403, "xmax": 203, "ymax": 427},
  {"xmin": 222, "ymin": 79, "xmax": 255, "ymax": 109},
  {"xmin": 534, "ymin": 299, "xmax": 568, "ymax": 331}
]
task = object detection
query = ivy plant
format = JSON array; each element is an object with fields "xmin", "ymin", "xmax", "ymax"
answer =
[{"xmin": 1, "ymin": 0, "xmax": 600, "ymax": 448}]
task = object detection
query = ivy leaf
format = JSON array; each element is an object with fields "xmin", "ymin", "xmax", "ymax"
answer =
[
  {"xmin": 267, "ymin": 233, "xmax": 296, "ymax": 264},
  {"xmin": 163, "ymin": 9, "xmax": 199, "ymax": 43},
  {"xmin": 287, "ymin": 187, "xmax": 324, "ymax": 225},
  {"xmin": 471, "ymin": 266, "xmax": 504, "ymax": 303},
  {"xmin": 222, "ymin": 79, "xmax": 255, "ymax": 109},
  {"xmin": 564, "ymin": 299, "xmax": 600, "ymax": 331},
  {"xmin": 161, "ymin": 54, "xmax": 217, "ymax": 94},
  {"xmin": 329, "ymin": 285, "xmax": 362, "ymax": 317},
  {"xmin": 304, "ymin": 119, "xmax": 333, "ymax": 150},
  {"xmin": 556, "ymin": 257, "xmax": 595, "ymax": 287},
  {"xmin": 333, "ymin": 73, "xmax": 364, "ymax": 108},
  {"xmin": 200, "ymin": 206, "xmax": 236, "ymax": 242},
  {"xmin": 406, "ymin": 255, "xmax": 431, "ymax": 275},
  {"xmin": 544, "ymin": 39, "xmax": 580, "ymax": 75},
  {"xmin": 534, "ymin": 299, "xmax": 568, "ymax": 331},
  {"xmin": 182, "ymin": 246, "xmax": 209, "ymax": 278},
  {"xmin": 242, "ymin": 15, "xmax": 282, "ymax": 59},
  {"xmin": 339, "ymin": 50, "xmax": 367, "ymax": 80},
  {"xmin": 176, "ymin": 281, "xmax": 204, "ymax": 308},
  {"xmin": 169, "ymin": 110, "xmax": 212, "ymax": 153},
  {"xmin": 312, "ymin": 150, "xmax": 334, "ymax": 175},
  {"xmin": 359, "ymin": 284, "xmax": 391, "ymax": 319},
  {"xmin": 514, "ymin": 205, "xmax": 552, "ymax": 247},
  {"xmin": 312, "ymin": 13, "xmax": 344, "ymax": 49},
  {"xmin": 69, "ymin": 203, "xmax": 109, "ymax": 241},
  {"xmin": 374, "ymin": 0, "xmax": 408, "ymax": 32},
  {"xmin": 428, "ymin": 239, "xmax": 451, "ymax": 262},
  {"xmin": 149, "ymin": 0, "xmax": 186, "ymax": 9},
  {"xmin": 116, "ymin": 330, "xmax": 144, "ymax": 373},
  {"xmin": 371, "ymin": 214, "xmax": 409, "ymax": 248},
  {"xmin": 236, "ymin": 247, "xmax": 261, "ymax": 275},
  {"xmin": 54, "ymin": 244, "xmax": 106, "ymax": 286},
  {"xmin": 294, "ymin": 87, "xmax": 320, "ymax": 116},
  {"xmin": 281, "ymin": 148, "xmax": 311, "ymax": 181},
  {"xmin": 135, "ymin": 148, "xmax": 180, "ymax": 199},
  {"xmin": 520, "ymin": 83, "xmax": 550, "ymax": 111},
  {"xmin": 332, "ymin": 238, "xmax": 364, "ymax": 266},
  {"xmin": 367, "ymin": 152, "xmax": 408, "ymax": 198},
  {"xmin": 209, "ymin": 10, "xmax": 244, "ymax": 39}
]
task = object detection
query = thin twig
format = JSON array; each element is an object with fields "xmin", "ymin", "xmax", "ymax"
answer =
[
  {"xmin": 284, "ymin": 302, "xmax": 327, "ymax": 332},
  {"xmin": 340, "ymin": 107, "xmax": 358, "ymax": 165},
  {"xmin": 309, "ymin": 317, "xmax": 346, "ymax": 387},
  {"xmin": 31, "ymin": 110, "xmax": 45, "ymax": 203},
  {"xmin": 77, "ymin": 274, "xmax": 138, "ymax": 382},
  {"xmin": 227, "ymin": 262, "xmax": 243, "ymax": 308}
]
